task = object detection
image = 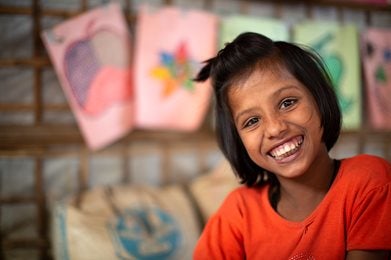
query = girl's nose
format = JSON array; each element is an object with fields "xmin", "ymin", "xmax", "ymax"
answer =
[{"xmin": 264, "ymin": 115, "xmax": 288, "ymax": 139}]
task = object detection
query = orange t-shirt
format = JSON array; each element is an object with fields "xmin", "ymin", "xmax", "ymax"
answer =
[{"xmin": 193, "ymin": 154, "xmax": 391, "ymax": 259}]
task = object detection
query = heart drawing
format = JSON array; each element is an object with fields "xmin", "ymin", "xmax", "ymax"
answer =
[{"xmin": 64, "ymin": 26, "xmax": 133, "ymax": 116}]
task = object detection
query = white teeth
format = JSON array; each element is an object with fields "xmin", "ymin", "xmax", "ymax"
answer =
[{"xmin": 270, "ymin": 136, "xmax": 303, "ymax": 160}]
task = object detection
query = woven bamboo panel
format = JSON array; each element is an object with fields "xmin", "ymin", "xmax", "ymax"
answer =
[{"xmin": 0, "ymin": 1, "xmax": 390, "ymax": 259}]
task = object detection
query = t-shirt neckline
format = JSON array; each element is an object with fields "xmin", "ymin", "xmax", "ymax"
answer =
[{"xmin": 262, "ymin": 158, "xmax": 344, "ymax": 228}]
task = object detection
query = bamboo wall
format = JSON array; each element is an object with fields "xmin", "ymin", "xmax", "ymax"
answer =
[{"xmin": 0, "ymin": 0, "xmax": 390, "ymax": 259}]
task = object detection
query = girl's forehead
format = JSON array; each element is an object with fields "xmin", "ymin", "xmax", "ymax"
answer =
[
  {"xmin": 229, "ymin": 63, "xmax": 294, "ymax": 91},
  {"xmin": 227, "ymin": 65, "xmax": 318, "ymax": 108}
]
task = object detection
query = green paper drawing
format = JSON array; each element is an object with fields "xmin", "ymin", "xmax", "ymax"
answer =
[
  {"xmin": 312, "ymin": 32, "xmax": 353, "ymax": 113},
  {"xmin": 220, "ymin": 15, "xmax": 288, "ymax": 48},
  {"xmin": 293, "ymin": 22, "xmax": 361, "ymax": 130}
]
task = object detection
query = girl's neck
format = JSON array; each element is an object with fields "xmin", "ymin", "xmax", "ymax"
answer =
[{"xmin": 274, "ymin": 155, "xmax": 338, "ymax": 222}]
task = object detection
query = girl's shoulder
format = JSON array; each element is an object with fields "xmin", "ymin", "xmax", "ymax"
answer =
[
  {"xmin": 337, "ymin": 154, "xmax": 391, "ymax": 190},
  {"xmin": 343, "ymin": 154, "xmax": 389, "ymax": 164},
  {"xmin": 340, "ymin": 154, "xmax": 390, "ymax": 175}
]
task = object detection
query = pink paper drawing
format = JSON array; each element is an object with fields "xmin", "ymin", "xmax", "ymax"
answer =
[
  {"xmin": 361, "ymin": 28, "xmax": 391, "ymax": 130},
  {"xmin": 134, "ymin": 5, "xmax": 218, "ymax": 131},
  {"xmin": 41, "ymin": 3, "xmax": 134, "ymax": 150}
]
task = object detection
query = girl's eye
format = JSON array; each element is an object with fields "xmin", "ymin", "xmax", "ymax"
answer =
[
  {"xmin": 243, "ymin": 117, "xmax": 259, "ymax": 128},
  {"xmin": 280, "ymin": 98, "xmax": 297, "ymax": 109}
]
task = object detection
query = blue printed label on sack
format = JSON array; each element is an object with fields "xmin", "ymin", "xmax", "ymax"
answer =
[{"xmin": 108, "ymin": 207, "xmax": 181, "ymax": 260}]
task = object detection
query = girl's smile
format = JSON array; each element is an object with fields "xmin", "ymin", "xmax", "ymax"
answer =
[
  {"xmin": 228, "ymin": 66, "xmax": 330, "ymax": 180},
  {"xmin": 268, "ymin": 135, "xmax": 303, "ymax": 162}
]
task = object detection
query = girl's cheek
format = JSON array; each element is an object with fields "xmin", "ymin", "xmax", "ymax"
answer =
[
  {"xmin": 240, "ymin": 132, "xmax": 263, "ymax": 159},
  {"xmin": 294, "ymin": 104, "xmax": 321, "ymax": 127}
]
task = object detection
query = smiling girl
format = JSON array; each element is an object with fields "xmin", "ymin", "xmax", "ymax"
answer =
[{"xmin": 193, "ymin": 32, "xmax": 391, "ymax": 259}]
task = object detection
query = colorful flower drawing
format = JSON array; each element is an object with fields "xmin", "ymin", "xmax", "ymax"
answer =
[
  {"xmin": 134, "ymin": 5, "xmax": 217, "ymax": 131},
  {"xmin": 151, "ymin": 42, "xmax": 196, "ymax": 97}
]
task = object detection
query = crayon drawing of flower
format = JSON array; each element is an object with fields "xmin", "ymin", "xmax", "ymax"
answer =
[{"xmin": 151, "ymin": 42, "xmax": 196, "ymax": 97}]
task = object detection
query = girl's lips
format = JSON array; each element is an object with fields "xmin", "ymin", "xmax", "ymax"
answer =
[{"xmin": 268, "ymin": 135, "xmax": 304, "ymax": 161}]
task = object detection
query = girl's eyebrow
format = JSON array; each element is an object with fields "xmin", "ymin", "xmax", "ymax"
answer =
[
  {"xmin": 273, "ymin": 85, "xmax": 302, "ymax": 97},
  {"xmin": 234, "ymin": 108, "xmax": 256, "ymax": 125},
  {"xmin": 233, "ymin": 85, "xmax": 301, "ymax": 125}
]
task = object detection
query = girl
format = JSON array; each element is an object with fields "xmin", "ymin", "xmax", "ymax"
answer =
[{"xmin": 193, "ymin": 32, "xmax": 391, "ymax": 259}]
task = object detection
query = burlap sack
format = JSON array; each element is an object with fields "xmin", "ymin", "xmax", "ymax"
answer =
[
  {"xmin": 188, "ymin": 159, "xmax": 240, "ymax": 221},
  {"xmin": 52, "ymin": 184, "xmax": 201, "ymax": 260}
]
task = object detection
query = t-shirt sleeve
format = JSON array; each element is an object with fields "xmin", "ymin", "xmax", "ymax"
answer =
[
  {"xmin": 348, "ymin": 181, "xmax": 391, "ymax": 250},
  {"xmin": 193, "ymin": 190, "xmax": 245, "ymax": 259}
]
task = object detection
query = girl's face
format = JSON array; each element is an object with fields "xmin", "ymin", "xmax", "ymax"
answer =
[{"xmin": 228, "ymin": 66, "xmax": 328, "ymax": 180}]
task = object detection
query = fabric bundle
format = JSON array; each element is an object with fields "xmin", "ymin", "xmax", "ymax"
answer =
[
  {"xmin": 52, "ymin": 185, "xmax": 201, "ymax": 260},
  {"xmin": 52, "ymin": 159, "xmax": 238, "ymax": 260}
]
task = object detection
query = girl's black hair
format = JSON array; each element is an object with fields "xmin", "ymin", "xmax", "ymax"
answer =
[{"xmin": 195, "ymin": 32, "xmax": 342, "ymax": 187}]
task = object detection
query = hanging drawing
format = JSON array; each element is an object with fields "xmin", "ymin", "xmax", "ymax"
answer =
[
  {"xmin": 134, "ymin": 5, "xmax": 218, "ymax": 131},
  {"xmin": 293, "ymin": 22, "xmax": 361, "ymax": 130},
  {"xmin": 41, "ymin": 3, "xmax": 134, "ymax": 150},
  {"xmin": 362, "ymin": 28, "xmax": 391, "ymax": 130},
  {"xmin": 220, "ymin": 15, "xmax": 288, "ymax": 48}
]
